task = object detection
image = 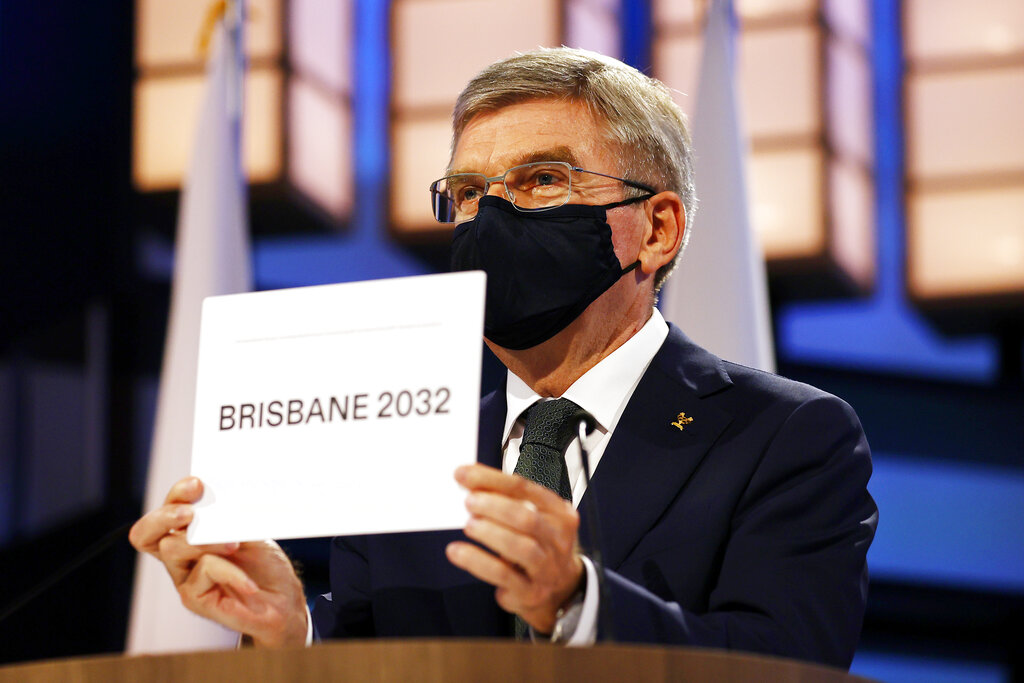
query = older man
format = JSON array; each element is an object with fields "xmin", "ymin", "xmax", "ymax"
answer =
[{"xmin": 130, "ymin": 48, "xmax": 876, "ymax": 669}]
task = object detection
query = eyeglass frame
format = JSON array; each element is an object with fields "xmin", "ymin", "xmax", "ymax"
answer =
[{"xmin": 428, "ymin": 160, "xmax": 659, "ymax": 224}]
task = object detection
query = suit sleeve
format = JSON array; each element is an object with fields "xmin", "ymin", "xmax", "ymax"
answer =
[
  {"xmin": 600, "ymin": 394, "xmax": 877, "ymax": 669},
  {"xmin": 311, "ymin": 535, "xmax": 376, "ymax": 640}
]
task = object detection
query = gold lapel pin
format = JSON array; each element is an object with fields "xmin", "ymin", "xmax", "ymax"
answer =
[{"xmin": 671, "ymin": 412, "xmax": 694, "ymax": 431}]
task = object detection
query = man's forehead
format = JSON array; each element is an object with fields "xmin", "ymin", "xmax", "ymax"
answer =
[
  {"xmin": 449, "ymin": 146, "xmax": 583, "ymax": 176},
  {"xmin": 450, "ymin": 100, "xmax": 605, "ymax": 173}
]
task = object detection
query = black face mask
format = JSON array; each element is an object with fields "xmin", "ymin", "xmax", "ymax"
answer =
[{"xmin": 449, "ymin": 194, "xmax": 645, "ymax": 350}]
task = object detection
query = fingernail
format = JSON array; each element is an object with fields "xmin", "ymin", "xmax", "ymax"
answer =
[
  {"xmin": 244, "ymin": 577, "xmax": 259, "ymax": 593},
  {"xmin": 465, "ymin": 493, "xmax": 478, "ymax": 508},
  {"xmin": 224, "ymin": 542, "xmax": 240, "ymax": 553},
  {"xmin": 446, "ymin": 543, "xmax": 460, "ymax": 559}
]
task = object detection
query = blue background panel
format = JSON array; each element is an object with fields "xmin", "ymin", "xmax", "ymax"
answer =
[
  {"xmin": 851, "ymin": 650, "xmax": 1009, "ymax": 683},
  {"xmin": 868, "ymin": 454, "xmax": 1024, "ymax": 593}
]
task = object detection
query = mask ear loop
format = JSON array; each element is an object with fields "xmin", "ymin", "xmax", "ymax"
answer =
[
  {"xmin": 600, "ymin": 193, "xmax": 655, "ymax": 211},
  {"xmin": 604, "ymin": 193, "xmax": 653, "ymax": 277}
]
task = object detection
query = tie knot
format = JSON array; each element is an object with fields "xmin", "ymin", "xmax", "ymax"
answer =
[{"xmin": 521, "ymin": 398, "xmax": 589, "ymax": 454}]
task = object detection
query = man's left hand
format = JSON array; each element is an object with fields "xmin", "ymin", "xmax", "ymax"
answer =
[{"xmin": 446, "ymin": 463, "xmax": 584, "ymax": 635}]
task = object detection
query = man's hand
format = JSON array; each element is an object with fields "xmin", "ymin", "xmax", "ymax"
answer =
[
  {"xmin": 446, "ymin": 464, "xmax": 584, "ymax": 635},
  {"xmin": 128, "ymin": 477, "xmax": 308, "ymax": 647}
]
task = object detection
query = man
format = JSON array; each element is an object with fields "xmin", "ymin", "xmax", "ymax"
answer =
[{"xmin": 130, "ymin": 48, "xmax": 877, "ymax": 669}]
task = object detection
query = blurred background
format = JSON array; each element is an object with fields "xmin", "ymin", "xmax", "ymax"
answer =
[{"xmin": 1, "ymin": 0, "xmax": 1022, "ymax": 680}]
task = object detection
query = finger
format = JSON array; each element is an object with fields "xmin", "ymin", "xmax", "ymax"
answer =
[
  {"xmin": 129, "ymin": 504, "xmax": 193, "ymax": 555},
  {"xmin": 183, "ymin": 553, "xmax": 260, "ymax": 601},
  {"xmin": 158, "ymin": 532, "xmax": 241, "ymax": 585},
  {"xmin": 464, "ymin": 515, "xmax": 547, "ymax": 576},
  {"xmin": 158, "ymin": 532, "xmax": 200, "ymax": 585},
  {"xmin": 465, "ymin": 491, "xmax": 575, "ymax": 540},
  {"xmin": 446, "ymin": 541, "xmax": 529, "ymax": 596},
  {"xmin": 179, "ymin": 555, "xmax": 261, "ymax": 630},
  {"xmin": 183, "ymin": 542, "xmax": 310, "ymax": 648},
  {"xmin": 203, "ymin": 541, "xmax": 242, "ymax": 554},
  {"xmin": 456, "ymin": 464, "xmax": 571, "ymax": 513},
  {"xmin": 164, "ymin": 477, "xmax": 204, "ymax": 505}
]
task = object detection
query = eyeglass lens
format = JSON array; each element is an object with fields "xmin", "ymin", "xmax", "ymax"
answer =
[{"xmin": 431, "ymin": 162, "xmax": 574, "ymax": 223}]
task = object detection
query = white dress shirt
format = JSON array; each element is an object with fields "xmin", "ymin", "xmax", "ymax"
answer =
[{"xmin": 500, "ymin": 308, "xmax": 669, "ymax": 645}]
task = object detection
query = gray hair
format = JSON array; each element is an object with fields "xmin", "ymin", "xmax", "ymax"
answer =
[{"xmin": 451, "ymin": 47, "xmax": 697, "ymax": 291}]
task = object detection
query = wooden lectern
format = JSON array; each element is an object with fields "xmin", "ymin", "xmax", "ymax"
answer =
[{"xmin": 0, "ymin": 640, "xmax": 875, "ymax": 682}]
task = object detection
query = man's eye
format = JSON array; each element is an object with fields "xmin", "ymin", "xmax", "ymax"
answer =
[
  {"xmin": 525, "ymin": 167, "xmax": 569, "ymax": 187},
  {"xmin": 456, "ymin": 186, "xmax": 484, "ymax": 202}
]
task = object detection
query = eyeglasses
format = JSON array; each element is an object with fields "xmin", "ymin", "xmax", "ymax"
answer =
[{"xmin": 428, "ymin": 161, "xmax": 657, "ymax": 224}]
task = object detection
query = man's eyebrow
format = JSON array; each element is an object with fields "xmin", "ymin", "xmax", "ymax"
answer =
[
  {"xmin": 510, "ymin": 147, "xmax": 581, "ymax": 168},
  {"xmin": 449, "ymin": 146, "xmax": 582, "ymax": 176}
]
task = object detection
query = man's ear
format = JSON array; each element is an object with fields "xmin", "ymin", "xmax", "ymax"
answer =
[{"xmin": 638, "ymin": 192, "xmax": 685, "ymax": 275}]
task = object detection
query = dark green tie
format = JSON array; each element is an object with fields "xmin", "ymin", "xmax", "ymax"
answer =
[
  {"xmin": 512, "ymin": 397, "xmax": 588, "ymax": 639},
  {"xmin": 514, "ymin": 398, "xmax": 589, "ymax": 501}
]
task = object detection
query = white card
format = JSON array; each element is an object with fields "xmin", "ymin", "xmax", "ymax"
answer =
[{"xmin": 186, "ymin": 271, "xmax": 485, "ymax": 544}]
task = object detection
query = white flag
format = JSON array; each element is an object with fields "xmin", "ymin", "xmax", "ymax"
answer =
[
  {"xmin": 127, "ymin": 2, "xmax": 251, "ymax": 654},
  {"xmin": 660, "ymin": 0, "xmax": 775, "ymax": 372}
]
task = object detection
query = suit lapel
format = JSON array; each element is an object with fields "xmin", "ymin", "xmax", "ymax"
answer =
[
  {"xmin": 477, "ymin": 382, "xmax": 506, "ymax": 470},
  {"xmin": 578, "ymin": 324, "xmax": 735, "ymax": 570}
]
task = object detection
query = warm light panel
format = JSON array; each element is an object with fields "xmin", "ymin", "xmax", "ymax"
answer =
[
  {"xmin": 653, "ymin": 0, "xmax": 818, "ymax": 27},
  {"xmin": 288, "ymin": 78, "xmax": 353, "ymax": 220},
  {"xmin": 653, "ymin": 0, "xmax": 700, "ymax": 27},
  {"xmin": 909, "ymin": 186, "xmax": 1024, "ymax": 298},
  {"xmin": 392, "ymin": 0, "xmax": 560, "ymax": 111},
  {"xmin": 826, "ymin": 37, "xmax": 872, "ymax": 165},
  {"xmin": 390, "ymin": 0, "xmax": 610, "ymax": 234},
  {"xmin": 738, "ymin": 0, "xmax": 815, "ymax": 20},
  {"xmin": 134, "ymin": 0, "xmax": 356, "ymax": 227},
  {"xmin": 133, "ymin": 68, "xmax": 282, "ymax": 190},
  {"xmin": 656, "ymin": 27, "xmax": 825, "ymax": 140},
  {"xmin": 741, "ymin": 25, "xmax": 821, "ymax": 140},
  {"xmin": 904, "ymin": 1, "xmax": 1024, "ymax": 310},
  {"xmin": 652, "ymin": 35, "xmax": 703, "ymax": 119},
  {"xmin": 565, "ymin": 0, "xmax": 622, "ymax": 58},
  {"xmin": 829, "ymin": 159, "xmax": 875, "ymax": 289},
  {"xmin": 136, "ymin": 0, "xmax": 281, "ymax": 69},
  {"xmin": 653, "ymin": 0, "xmax": 875, "ymax": 295},
  {"xmin": 907, "ymin": 68, "xmax": 1024, "ymax": 181},
  {"xmin": 748, "ymin": 148, "xmax": 825, "ymax": 259},
  {"xmin": 906, "ymin": 0, "xmax": 1024, "ymax": 62},
  {"xmin": 656, "ymin": 26, "xmax": 823, "ymax": 138},
  {"xmin": 392, "ymin": 116, "xmax": 455, "ymax": 231},
  {"xmin": 823, "ymin": 0, "xmax": 870, "ymax": 47},
  {"xmin": 289, "ymin": 0, "xmax": 352, "ymax": 93}
]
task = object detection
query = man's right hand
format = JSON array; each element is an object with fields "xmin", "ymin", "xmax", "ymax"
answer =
[{"xmin": 129, "ymin": 477, "xmax": 309, "ymax": 647}]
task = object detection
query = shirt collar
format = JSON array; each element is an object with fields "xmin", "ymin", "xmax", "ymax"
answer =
[{"xmin": 501, "ymin": 308, "xmax": 669, "ymax": 445}]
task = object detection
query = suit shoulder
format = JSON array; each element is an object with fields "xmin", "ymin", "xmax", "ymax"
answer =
[
  {"xmin": 717, "ymin": 360, "xmax": 860, "ymax": 424},
  {"xmin": 658, "ymin": 325, "xmax": 850, "ymax": 415}
]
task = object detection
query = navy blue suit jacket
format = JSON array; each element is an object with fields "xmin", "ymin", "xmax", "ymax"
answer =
[{"xmin": 312, "ymin": 324, "xmax": 877, "ymax": 669}]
